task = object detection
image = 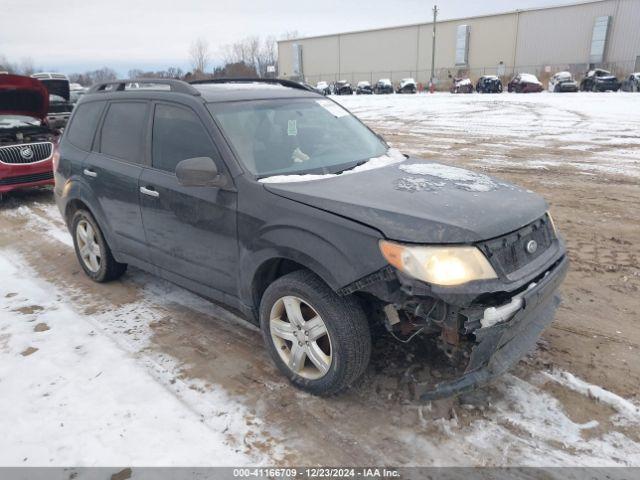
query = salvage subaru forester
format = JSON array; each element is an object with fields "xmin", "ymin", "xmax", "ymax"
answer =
[{"xmin": 54, "ymin": 78, "xmax": 567, "ymax": 399}]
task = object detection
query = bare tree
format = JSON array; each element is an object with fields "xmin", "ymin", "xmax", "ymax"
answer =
[
  {"xmin": 19, "ymin": 57, "xmax": 36, "ymax": 75},
  {"xmin": 219, "ymin": 35, "xmax": 280, "ymax": 77},
  {"xmin": 189, "ymin": 38, "xmax": 211, "ymax": 74},
  {"xmin": 0, "ymin": 54, "xmax": 17, "ymax": 73}
]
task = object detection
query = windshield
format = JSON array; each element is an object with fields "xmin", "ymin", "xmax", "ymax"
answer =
[{"xmin": 209, "ymin": 98, "xmax": 388, "ymax": 178}]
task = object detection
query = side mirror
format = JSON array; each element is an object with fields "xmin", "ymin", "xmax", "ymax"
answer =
[{"xmin": 175, "ymin": 157, "xmax": 226, "ymax": 188}]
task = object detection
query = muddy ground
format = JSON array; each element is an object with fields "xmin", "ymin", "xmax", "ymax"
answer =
[{"xmin": 1, "ymin": 95, "xmax": 639, "ymax": 466}]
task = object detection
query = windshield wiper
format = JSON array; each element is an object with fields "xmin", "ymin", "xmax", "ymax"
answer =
[{"xmin": 333, "ymin": 160, "xmax": 369, "ymax": 175}]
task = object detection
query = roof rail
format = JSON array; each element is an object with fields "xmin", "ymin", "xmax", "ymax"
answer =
[
  {"xmin": 88, "ymin": 78, "xmax": 200, "ymax": 96},
  {"xmin": 188, "ymin": 77, "xmax": 314, "ymax": 92}
]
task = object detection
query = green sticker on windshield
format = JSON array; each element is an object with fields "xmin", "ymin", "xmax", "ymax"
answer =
[{"xmin": 287, "ymin": 119, "xmax": 297, "ymax": 136}]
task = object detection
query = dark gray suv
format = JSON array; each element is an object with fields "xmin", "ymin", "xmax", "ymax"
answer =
[{"xmin": 54, "ymin": 78, "xmax": 567, "ymax": 399}]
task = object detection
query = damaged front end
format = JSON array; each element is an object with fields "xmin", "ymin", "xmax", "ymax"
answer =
[{"xmin": 343, "ymin": 213, "xmax": 568, "ymax": 400}]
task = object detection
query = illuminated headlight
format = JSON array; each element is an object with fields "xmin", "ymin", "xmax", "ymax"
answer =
[{"xmin": 379, "ymin": 240, "xmax": 497, "ymax": 286}]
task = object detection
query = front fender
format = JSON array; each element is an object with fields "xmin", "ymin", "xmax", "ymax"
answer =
[{"xmin": 239, "ymin": 224, "xmax": 351, "ymax": 301}]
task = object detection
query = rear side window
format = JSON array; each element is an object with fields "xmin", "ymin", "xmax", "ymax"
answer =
[
  {"xmin": 152, "ymin": 104, "xmax": 218, "ymax": 173},
  {"xmin": 66, "ymin": 101, "xmax": 105, "ymax": 151},
  {"xmin": 100, "ymin": 102, "xmax": 148, "ymax": 163}
]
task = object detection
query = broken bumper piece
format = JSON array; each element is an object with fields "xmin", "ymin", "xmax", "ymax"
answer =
[{"xmin": 416, "ymin": 255, "xmax": 569, "ymax": 401}]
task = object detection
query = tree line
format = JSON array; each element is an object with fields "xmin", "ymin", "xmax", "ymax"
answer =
[{"xmin": 1, "ymin": 32, "xmax": 298, "ymax": 86}]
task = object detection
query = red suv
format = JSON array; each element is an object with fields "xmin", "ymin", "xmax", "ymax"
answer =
[{"xmin": 0, "ymin": 74, "xmax": 58, "ymax": 196}]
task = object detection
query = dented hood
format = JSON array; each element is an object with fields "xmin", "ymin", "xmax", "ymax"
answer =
[
  {"xmin": 0, "ymin": 74, "xmax": 49, "ymax": 120},
  {"xmin": 264, "ymin": 159, "xmax": 548, "ymax": 243}
]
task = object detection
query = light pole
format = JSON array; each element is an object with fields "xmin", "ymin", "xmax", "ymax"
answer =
[{"xmin": 430, "ymin": 5, "xmax": 438, "ymax": 92}]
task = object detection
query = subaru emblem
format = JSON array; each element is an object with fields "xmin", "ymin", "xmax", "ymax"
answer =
[
  {"xmin": 526, "ymin": 240, "xmax": 538, "ymax": 254},
  {"xmin": 20, "ymin": 147, "xmax": 34, "ymax": 160}
]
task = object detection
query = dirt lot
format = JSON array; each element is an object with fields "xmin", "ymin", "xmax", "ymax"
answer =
[{"xmin": 1, "ymin": 93, "xmax": 639, "ymax": 466}]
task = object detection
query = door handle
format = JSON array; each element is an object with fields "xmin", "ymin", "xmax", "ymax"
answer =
[
  {"xmin": 83, "ymin": 168, "xmax": 97, "ymax": 178},
  {"xmin": 140, "ymin": 186, "xmax": 159, "ymax": 198}
]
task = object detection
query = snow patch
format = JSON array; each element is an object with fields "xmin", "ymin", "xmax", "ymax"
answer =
[
  {"xmin": 259, "ymin": 148, "xmax": 405, "ymax": 183},
  {"xmin": 543, "ymin": 370, "xmax": 640, "ymax": 421},
  {"xmin": 3, "ymin": 204, "xmax": 72, "ymax": 247},
  {"xmin": 398, "ymin": 162, "xmax": 498, "ymax": 192},
  {"xmin": 0, "ymin": 250, "xmax": 268, "ymax": 466}
]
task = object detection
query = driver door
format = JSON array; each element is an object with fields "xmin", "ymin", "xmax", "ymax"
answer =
[{"xmin": 139, "ymin": 102, "xmax": 238, "ymax": 295}]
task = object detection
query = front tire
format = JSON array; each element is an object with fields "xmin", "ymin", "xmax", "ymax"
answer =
[
  {"xmin": 71, "ymin": 209, "xmax": 127, "ymax": 282},
  {"xmin": 259, "ymin": 270, "xmax": 371, "ymax": 396}
]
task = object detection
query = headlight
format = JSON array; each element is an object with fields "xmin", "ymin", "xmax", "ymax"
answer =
[
  {"xmin": 547, "ymin": 211, "xmax": 557, "ymax": 235},
  {"xmin": 379, "ymin": 241, "xmax": 497, "ymax": 286}
]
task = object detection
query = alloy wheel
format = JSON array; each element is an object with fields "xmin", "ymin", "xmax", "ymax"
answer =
[
  {"xmin": 269, "ymin": 295, "xmax": 332, "ymax": 380},
  {"xmin": 76, "ymin": 219, "xmax": 101, "ymax": 273}
]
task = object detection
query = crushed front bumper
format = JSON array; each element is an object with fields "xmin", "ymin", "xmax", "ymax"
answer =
[{"xmin": 415, "ymin": 255, "xmax": 569, "ymax": 401}]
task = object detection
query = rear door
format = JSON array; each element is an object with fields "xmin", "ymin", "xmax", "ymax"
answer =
[
  {"xmin": 139, "ymin": 102, "xmax": 238, "ymax": 294},
  {"xmin": 82, "ymin": 101, "xmax": 150, "ymax": 262}
]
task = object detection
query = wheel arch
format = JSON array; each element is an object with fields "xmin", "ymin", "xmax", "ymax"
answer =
[
  {"xmin": 245, "ymin": 253, "xmax": 340, "ymax": 323},
  {"xmin": 61, "ymin": 180, "xmax": 116, "ymax": 252}
]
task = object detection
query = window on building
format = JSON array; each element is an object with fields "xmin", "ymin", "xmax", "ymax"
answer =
[
  {"xmin": 589, "ymin": 16, "xmax": 610, "ymax": 64},
  {"xmin": 455, "ymin": 25, "xmax": 470, "ymax": 66}
]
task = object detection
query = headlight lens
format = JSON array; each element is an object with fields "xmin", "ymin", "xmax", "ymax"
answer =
[
  {"xmin": 379, "ymin": 241, "xmax": 497, "ymax": 286},
  {"xmin": 547, "ymin": 211, "xmax": 557, "ymax": 235}
]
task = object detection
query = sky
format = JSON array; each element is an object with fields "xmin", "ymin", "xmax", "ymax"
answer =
[{"xmin": 1, "ymin": 0, "xmax": 585, "ymax": 76}]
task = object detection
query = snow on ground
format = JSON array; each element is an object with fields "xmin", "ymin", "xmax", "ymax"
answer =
[
  {"xmin": 2, "ymin": 201, "xmax": 640, "ymax": 466},
  {"xmin": 0, "ymin": 208, "xmax": 276, "ymax": 465},
  {"xmin": 334, "ymin": 92, "xmax": 640, "ymax": 178}
]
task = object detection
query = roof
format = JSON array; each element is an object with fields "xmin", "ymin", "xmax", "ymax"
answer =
[
  {"xmin": 193, "ymin": 82, "xmax": 320, "ymax": 102},
  {"xmin": 278, "ymin": 0, "xmax": 608, "ymax": 43},
  {"xmin": 83, "ymin": 79, "xmax": 321, "ymax": 103},
  {"xmin": 31, "ymin": 72, "xmax": 69, "ymax": 80}
]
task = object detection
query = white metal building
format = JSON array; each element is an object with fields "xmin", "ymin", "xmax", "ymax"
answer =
[{"xmin": 278, "ymin": 0, "xmax": 640, "ymax": 86}]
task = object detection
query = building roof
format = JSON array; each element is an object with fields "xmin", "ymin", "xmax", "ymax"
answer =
[{"xmin": 277, "ymin": 0, "xmax": 608, "ymax": 43}]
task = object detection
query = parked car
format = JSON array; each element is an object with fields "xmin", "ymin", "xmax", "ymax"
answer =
[
  {"xmin": 70, "ymin": 89, "xmax": 87, "ymax": 104},
  {"xmin": 374, "ymin": 78, "xmax": 394, "ymax": 94},
  {"xmin": 396, "ymin": 78, "xmax": 417, "ymax": 94},
  {"xmin": 548, "ymin": 71, "xmax": 579, "ymax": 92},
  {"xmin": 0, "ymin": 74, "xmax": 58, "ymax": 196},
  {"xmin": 315, "ymin": 81, "xmax": 331, "ymax": 95},
  {"xmin": 54, "ymin": 78, "xmax": 567, "ymax": 400},
  {"xmin": 450, "ymin": 77, "xmax": 474, "ymax": 94},
  {"xmin": 476, "ymin": 75, "xmax": 503, "ymax": 93},
  {"xmin": 621, "ymin": 72, "xmax": 640, "ymax": 92},
  {"xmin": 31, "ymin": 72, "xmax": 73, "ymax": 128},
  {"xmin": 356, "ymin": 81, "xmax": 373, "ymax": 95},
  {"xmin": 507, "ymin": 73, "xmax": 543, "ymax": 93},
  {"xmin": 579, "ymin": 69, "xmax": 620, "ymax": 92},
  {"xmin": 333, "ymin": 80, "xmax": 353, "ymax": 95}
]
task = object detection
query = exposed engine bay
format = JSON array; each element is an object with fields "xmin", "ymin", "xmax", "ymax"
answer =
[{"xmin": 0, "ymin": 116, "xmax": 58, "ymax": 147}]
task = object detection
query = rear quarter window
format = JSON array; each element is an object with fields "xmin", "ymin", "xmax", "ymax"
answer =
[
  {"xmin": 66, "ymin": 101, "xmax": 105, "ymax": 151},
  {"xmin": 100, "ymin": 102, "xmax": 148, "ymax": 163}
]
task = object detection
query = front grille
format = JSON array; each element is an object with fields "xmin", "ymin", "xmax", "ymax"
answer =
[
  {"xmin": 0, "ymin": 142, "xmax": 53, "ymax": 164},
  {"xmin": 0, "ymin": 171, "xmax": 54, "ymax": 186},
  {"xmin": 478, "ymin": 214, "xmax": 555, "ymax": 276}
]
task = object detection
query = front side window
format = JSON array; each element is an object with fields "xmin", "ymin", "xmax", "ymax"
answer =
[
  {"xmin": 209, "ymin": 98, "xmax": 387, "ymax": 178},
  {"xmin": 152, "ymin": 104, "xmax": 218, "ymax": 173},
  {"xmin": 66, "ymin": 101, "xmax": 105, "ymax": 151},
  {"xmin": 100, "ymin": 102, "xmax": 147, "ymax": 163}
]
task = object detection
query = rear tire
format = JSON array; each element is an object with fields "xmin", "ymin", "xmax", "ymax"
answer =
[
  {"xmin": 259, "ymin": 270, "xmax": 371, "ymax": 396},
  {"xmin": 71, "ymin": 209, "xmax": 127, "ymax": 283}
]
